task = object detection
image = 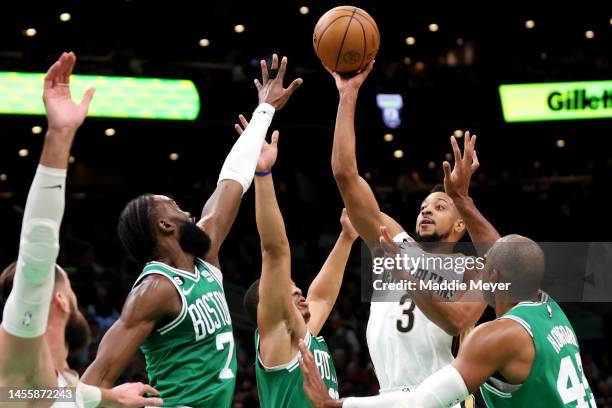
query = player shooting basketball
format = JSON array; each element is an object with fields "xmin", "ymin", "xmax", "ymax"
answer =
[
  {"xmin": 236, "ymin": 114, "xmax": 359, "ymax": 407},
  {"xmin": 326, "ymin": 60, "xmax": 499, "ymax": 400},
  {"xmin": 0, "ymin": 52, "xmax": 163, "ymax": 407},
  {"xmin": 300, "ymin": 128, "xmax": 597, "ymax": 407},
  {"xmin": 82, "ymin": 54, "xmax": 303, "ymax": 406}
]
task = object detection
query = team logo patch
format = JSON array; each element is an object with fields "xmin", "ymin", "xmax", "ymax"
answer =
[
  {"xmin": 22, "ymin": 310, "xmax": 33, "ymax": 326},
  {"xmin": 173, "ymin": 276, "xmax": 185, "ymax": 286}
]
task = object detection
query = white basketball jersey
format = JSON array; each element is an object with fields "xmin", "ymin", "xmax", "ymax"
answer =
[{"xmin": 366, "ymin": 232, "xmax": 465, "ymax": 393}]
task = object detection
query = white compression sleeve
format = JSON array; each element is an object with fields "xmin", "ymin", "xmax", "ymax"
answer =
[
  {"xmin": 344, "ymin": 365, "xmax": 469, "ymax": 408},
  {"xmin": 2, "ymin": 165, "xmax": 66, "ymax": 338},
  {"xmin": 218, "ymin": 103, "xmax": 275, "ymax": 194}
]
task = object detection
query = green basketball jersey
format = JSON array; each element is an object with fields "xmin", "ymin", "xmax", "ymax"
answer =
[
  {"xmin": 480, "ymin": 293, "xmax": 596, "ymax": 407},
  {"xmin": 255, "ymin": 329, "xmax": 339, "ymax": 407},
  {"xmin": 134, "ymin": 259, "xmax": 237, "ymax": 407}
]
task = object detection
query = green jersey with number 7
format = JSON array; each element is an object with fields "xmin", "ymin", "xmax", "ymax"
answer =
[
  {"xmin": 133, "ymin": 258, "xmax": 237, "ymax": 407},
  {"xmin": 480, "ymin": 294, "xmax": 596, "ymax": 407}
]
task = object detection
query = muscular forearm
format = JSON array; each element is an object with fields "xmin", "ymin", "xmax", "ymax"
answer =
[
  {"xmin": 452, "ymin": 196, "xmax": 500, "ymax": 256},
  {"xmin": 39, "ymin": 128, "xmax": 76, "ymax": 169},
  {"xmin": 331, "ymin": 92, "xmax": 359, "ymax": 178},
  {"xmin": 383, "ymin": 262, "xmax": 478, "ymax": 335},
  {"xmin": 255, "ymin": 174, "xmax": 288, "ymax": 252},
  {"xmin": 82, "ymin": 362, "xmax": 115, "ymax": 389},
  {"xmin": 412, "ymin": 299, "xmax": 480, "ymax": 336}
]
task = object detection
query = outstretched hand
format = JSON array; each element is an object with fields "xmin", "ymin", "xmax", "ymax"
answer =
[
  {"xmin": 443, "ymin": 131, "xmax": 479, "ymax": 199},
  {"xmin": 234, "ymin": 114, "xmax": 279, "ymax": 172},
  {"xmin": 326, "ymin": 60, "xmax": 375, "ymax": 95},
  {"xmin": 298, "ymin": 340, "xmax": 340, "ymax": 408},
  {"xmin": 255, "ymin": 53, "xmax": 303, "ymax": 110},
  {"xmin": 43, "ymin": 52, "xmax": 95, "ymax": 133}
]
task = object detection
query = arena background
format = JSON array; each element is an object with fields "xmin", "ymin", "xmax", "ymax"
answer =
[{"xmin": 1, "ymin": 1, "xmax": 611, "ymax": 406}]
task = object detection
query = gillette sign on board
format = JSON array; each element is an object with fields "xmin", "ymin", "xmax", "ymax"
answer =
[{"xmin": 499, "ymin": 81, "xmax": 612, "ymax": 122}]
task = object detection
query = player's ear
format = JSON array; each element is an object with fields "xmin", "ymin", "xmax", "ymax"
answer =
[
  {"xmin": 53, "ymin": 291, "xmax": 70, "ymax": 314},
  {"xmin": 157, "ymin": 218, "xmax": 176, "ymax": 234},
  {"xmin": 454, "ymin": 218, "xmax": 466, "ymax": 235}
]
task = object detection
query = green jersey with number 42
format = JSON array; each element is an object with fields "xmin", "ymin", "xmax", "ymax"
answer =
[
  {"xmin": 134, "ymin": 259, "xmax": 237, "ymax": 407},
  {"xmin": 480, "ymin": 293, "xmax": 596, "ymax": 407}
]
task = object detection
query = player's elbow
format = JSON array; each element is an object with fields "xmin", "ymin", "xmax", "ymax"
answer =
[
  {"xmin": 261, "ymin": 239, "xmax": 290, "ymax": 258},
  {"xmin": 82, "ymin": 360, "xmax": 112, "ymax": 388},
  {"xmin": 331, "ymin": 161, "xmax": 358, "ymax": 185}
]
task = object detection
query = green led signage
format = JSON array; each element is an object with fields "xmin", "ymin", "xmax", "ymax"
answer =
[
  {"xmin": 0, "ymin": 72, "xmax": 200, "ymax": 120},
  {"xmin": 499, "ymin": 81, "xmax": 612, "ymax": 122}
]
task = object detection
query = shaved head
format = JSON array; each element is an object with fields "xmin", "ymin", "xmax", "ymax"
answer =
[{"xmin": 488, "ymin": 234, "xmax": 545, "ymax": 299}]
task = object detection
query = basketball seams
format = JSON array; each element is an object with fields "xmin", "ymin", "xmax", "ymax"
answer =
[
  {"xmin": 333, "ymin": 7, "xmax": 380, "ymax": 39},
  {"xmin": 352, "ymin": 16, "xmax": 367, "ymax": 70},
  {"xmin": 315, "ymin": 15, "xmax": 351, "ymax": 55},
  {"xmin": 334, "ymin": 7, "xmax": 357, "ymax": 71}
]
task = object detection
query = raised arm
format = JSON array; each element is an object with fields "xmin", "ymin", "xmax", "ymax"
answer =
[
  {"xmin": 82, "ymin": 275, "xmax": 178, "ymax": 388},
  {"xmin": 443, "ymin": 132, "xmax": 501, "ymax": 256},
  {"xmin": 198, "ymin": 54, "xmax": 302, "ymax": 268},
  {"xmin": 328, "ymin": 63, "xmax": 404, "ymax": 245},
  {"xmin": 0, "ymin": 52, "xmax": 93, "ymax": 385},
  {"xmin": 306, "ymin": 210, "xmax": 358, "ymax": 336},
  {"xmin": 251, "ymin": 129, "xmax": 308, "ymax": 366}
]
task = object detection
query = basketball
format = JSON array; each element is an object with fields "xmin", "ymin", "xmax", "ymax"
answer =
[{"xmin": 313, "ymin": 6, "xmax": 380, "ymax": 74}]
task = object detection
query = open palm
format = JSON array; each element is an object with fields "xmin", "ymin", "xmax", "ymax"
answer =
[
  {"xmin": 43, "ymin": 52, "xmax": 95, "ymax": 131},
  {"xmin": 234, "ymin": 114, "xmax": 280, "ymax": 172}
]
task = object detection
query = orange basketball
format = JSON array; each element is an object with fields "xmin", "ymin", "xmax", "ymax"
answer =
[{"xmin": 313, "ymin": 6, "xmax": 380, "ymax": 74}]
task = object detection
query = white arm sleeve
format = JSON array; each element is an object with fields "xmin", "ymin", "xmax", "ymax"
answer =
[
  {"xmin": 344, "ymin": 365, "xmax": 469, "ymax": 408},
  {"xmin": 217, "ymin": 102, "xmax": 275, "ymax": 194},
  {"xmin": 1, "ymin": 165, "xmax": 66, "ymax": 338}
]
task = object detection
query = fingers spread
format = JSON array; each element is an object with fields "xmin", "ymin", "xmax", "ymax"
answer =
[
  {"xmin": 271, "ymin": 130, "xmax": 280, "ymax": 145},
  {"xmin": 442, "ymin": 161, "xmax": 452, "ymax": 180},
  {"xmin": 260, "ymin": 60, "xmax": 269, "ymax": 84},
  {"xmin": 286, "ymin": 78, "xmax": 303, "ymax": 94},
  {"xmin": 471, "ymin": 150, "xmax": 480, "ymax": 171},
  {"xmin": 450, "ymin": 136, "xmax": 462, "ymax": 164},
  {"xmin": 277, "ymin": 56, "xmax": 287, "ymax": 80},
  {"xmin": 79, "ymin": 87, "xmax": 95, "ymax": 109},
  {"xmin": 271, "ymin": 54, "xmax": 279, "ymax": 70},
  {"xmin": 239, "ymin": 113, "xmax": 249, "ymax": 128}
]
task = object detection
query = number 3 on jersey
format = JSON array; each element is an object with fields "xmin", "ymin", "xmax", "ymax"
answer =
[{"xmin": 397, "ymin": 294, "xmax": 415, "ymax": 333}]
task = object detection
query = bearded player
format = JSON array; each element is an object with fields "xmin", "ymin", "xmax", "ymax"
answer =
[
  {"xmin": 82, "ymin": 54, "xmax": 303, "ymax": 407},
  {"xmin": 0, "ymin": 52, "xmax": 163, "ymax": 407},
  {"xmin": 300, "ymin": 234, "xmax": 597, "ymax": 408},
  {"xmin": 327, "ymin": 61, "xmax": 499, "ymax": 399},
  {"xmin": 236, "ymin": 116, "xmax": 358, "ymax": 407}
]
